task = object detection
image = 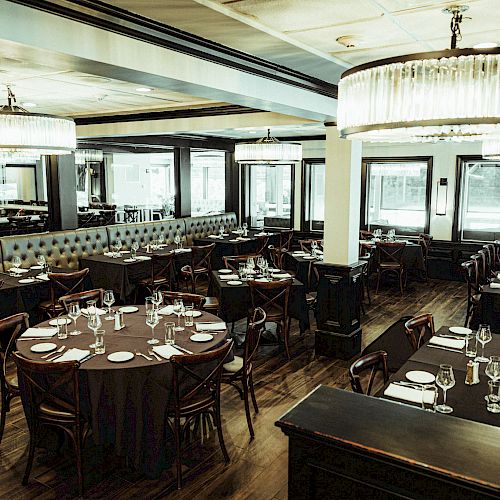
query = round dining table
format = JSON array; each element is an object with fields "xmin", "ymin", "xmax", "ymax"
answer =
[{"xmin": 16, "ymin": 306, "xmax": 229, "ymax": 478}]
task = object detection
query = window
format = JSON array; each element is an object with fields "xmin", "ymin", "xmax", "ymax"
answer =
[
  {"xmin": 457, "ymin": 157, "xmax": 500, "ymax": 241},
  {"xmin": 106, "ymin": 152, "xmax": 175, "ymax": 210},
  {"xmin": 362, "ymin": 157, "xmax": 432, "ymax": 235},
  {"xmin": 0, "ymin": 164, "xmax": 37, "ymax": 202},
  {"xmin": 190, "ymin": 150, "xmax": 225, "ymax": 215},
  {"xmin": 245, "ymin": 164, "xmax": 293, "ymax": 228},
  {"xmin": 303, "ymin": 160, "xmax": 325, "ymax": 231}
]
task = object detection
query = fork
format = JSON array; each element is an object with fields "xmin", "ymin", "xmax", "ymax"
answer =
[
  {"xmin": 134, "ymin": 350, "xmax": 152, "ymax": 361},
  {"xmin": 42, "ymin": 345, "xmax": 66, "ymax": 359},
  {"xmin": 148, "ymin": 350, "xmax": 162, "ymax": 361}
]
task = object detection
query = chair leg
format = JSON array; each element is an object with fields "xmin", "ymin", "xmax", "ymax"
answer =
[
  {"xmin": 23, "ymin": 426, "xmax": 37, "ymax": 485},
  {"xmin": 0, "ymin": 394, "xmax": 7, "ymax": 445},
  {"xmin": 283, "ymin": 321, "xmax": 291, "ymax": 360},
  {"xmin": 376, "ymin": 271, "xmax": 381, "ymax": 294},
  {"xmin": 173, "ymin": 417, "xmax": 183, "ymax": 490},
  {"xmin": 73, "ymin": 428, "xmax": 84, "ymax": 497},
  {"xmin": 214, "ymin": 404, "xmax": 230, "ymax": 464},
  {"xmin": 399, "ymin": 271, "xmax": 404, "ymax": 296},
  {"xmin": 248, "ymin": 372, "xmax": 259, "ymax": 414},
  {"xmin": 242, "ymin": 380, "xmax": 255, "ymax": 439}
]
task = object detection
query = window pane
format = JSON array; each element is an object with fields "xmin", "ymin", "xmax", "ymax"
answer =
[
  {"xmin": 249, "ymin": 164, "xmax": 292, "ymax": 228},
  {"xmin": 305, "ymin": 162, "xmax": 325, "ymax": 231},
  {"xmin": 461, "ymin": 160, "xmax": 500, "ymax": 241},
  {"xmin": 0, "ymin": 165, "xmax": 36, "ymax": 202},
  {"xmin": 366, "ymin": 161, "xmax": 428, "ymax": 233},
  {"xmin": 191, "ymin": 151, "xmax": 225, "ymax": 216}
]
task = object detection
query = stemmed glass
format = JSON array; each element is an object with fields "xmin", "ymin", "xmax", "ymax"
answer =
[
  {"xmin": 435, "ymin": 364, "xmax": 455, "ymax": 414},
  {"xmin": 37, "ymin": 254, "xmax": 46, "ymax": 272},
  {"xmin": 311, "ymin": 240, "xmax": 318, "ymax": 256},
  {"xmin": 88, "ymin": 312, "xmax": 102, "ymax": 349},
  {"xmin": 152, "ymin": 290, "xmax": 163, "ymax": 311},
  {"xmin": 11, "ymin": 255, "xmax": 21, "ymax": 276},
  {"xmin": 242, "ymin": 222, "xmax": 248, "ymax": 235},
  {"xmin": 68, "ymin": 303, "xmax": 82, "ymax": 336},
  {"xmin": 173, "ymin": 298, "xmax": 185, "ymax": 331},
  {"xmin": 146, "ymin": 309, "xmax": 160, "ymax": 345},
  {"xmin": 158, "ymin": 233, "xmax": 165, "ymax": 246},
  {"xmin": 246, "ymin": 257, "xmax": 255, "ymax": 275},
  {"xmin": 476, "ymin": 324, "xmax": 492, "ymax": 363},
  {"xmin": 103, "ymin": 290, "xmax": 115, "ymax": 320},
  {"xmin": 116, "ymin": 239, "xmax": 122, "ymax": 252},
  {"xmin": 256, "ymin": 256, "xmax": 265, "ymax": 275},
  {"xmin": 174, "ymin": 234, "xmax": 181, "ymax": 249}
]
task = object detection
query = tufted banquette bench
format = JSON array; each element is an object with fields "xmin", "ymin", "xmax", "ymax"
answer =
[{"xmin": 0, "ymin": 212, "xmax": 237, "ymax": 271}]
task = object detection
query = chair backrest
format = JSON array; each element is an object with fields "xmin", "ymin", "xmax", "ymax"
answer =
[
  {"xmin": 151, "ymin": 252, "xmax": 175, "ymax": 286},
  {"xmin": 48, "ymin": 268, "xmax": 89, "ymax": 305},
  {"xmin": 462, "ymin": 260, "xmax": 480, "ymax": 298},
  {"xmin": 12, "ymin": 352, "xmax": 81, "ymax": 421},
  {"xmin": 243, "ymin": 307, "xmax": 266, "ymax": 374},
  {"xmin": 162, "ymin": 291, "xmax": 206, "ymax": 308},
  {"xmin": 483, "ymin": 243, "xmax": 496, "ymax": 272},
  {"xmin": 170, "ymin": 339, "xmax": 233, "ymax": 412},
  {"xmin": 471, "ymin": 252, "xmax": 487, "ymax": 285},
  {"xmin": 59, "ymin": 288, "xmax": 105, "ymax": 311},
  {"xmin": 279, "ymin": 230, "xmax": 294, "ymax": 251},
  {"xmin": 349, "ymin": 350, "xmax": 389, "ymax": 395},
  {"xmin": 360, "ymin": 230, "xmax": 374, "ymax": 240},
  {"xmin": 268, "ymin": 246, "xmax": 285, "ymax": 270},
  {"xmin": 481, "ymin": 245, "xmax": 494, "ymax": 279},
  {"xmin": 248, "ymin": 279, "xmax": 292, "ymax": 319},
  {"xmin": 375, "ymin": 241, "xmax": 406, "ymax": 266},
  {"xmin": 404, "ymin": 313, "xmax": 435, "ymax": 352},
  {"xmin": 0, "ymin": 313, "xmax": 30, "ymax": 383},
  {"xmin": 223, "ymin": 255, "xmax": 252, "ymax": 272},
  {"xmin": 191, "ymin": 243, "xmax": 215, "ymax": 271},
  {"xmin": 418, "ymin": 233, "xmax": 433, "ymax": 260},
  {"xmin": 255, "ymin": 235, "xmax": 270, "ymax": 256},
  {"xmin": 299, "ymin": 239, "xmax": 321, "ymax": 253}
]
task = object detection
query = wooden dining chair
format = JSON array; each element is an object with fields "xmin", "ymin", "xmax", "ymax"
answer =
[
  {"xmin": 359, "ymin": 229, "xmax": 374, "ymax": 240},
  {"xmin": 404, "ymin": 313, "xmax": 435, "ymax": 352},
  {"xmin": 298, "ymin": 239, "xmax": 321, "ymax": 253},
  {"xmin": 136, "ymin": 252, "xmax": 176, "ymax": 298},
  {"xmin": 349, "ymin": 350, "xmax": 389, "ymax": 395},
  {"xmin": 482, "ymin": 244, "xmax": 496, "ymax": 279},
  {"xmin": 248, "ymin": 279, "xmax": 292, "ymax": 359},
  {"xmin": 223, "ymin": 255, "xmax": 253, "ymax": 272},
  {"xmin": 278, "ymin": 229, "xmax": 294, "ymax": 251},
  {"xmin": 418, "ymin": 233, "xmax": 433, "ymax": 280},
  {"xmin": 255, "ymin": 235, "xmax": 270, "ymax": 257},
  {"xmin": 180, "ymin": 243, "xmax": 215, "ymax": 294},
  {"xmin": 374, "ymin": 241, "xmax": 406, "ymax": 295},
  {"xmin": 162, "ymin": 291, "xmax": 206, "ymax": 309},
  {"xmin": 0, "ymin": 313, "xmax": 29, "ymax": 445},
  {"xmin": 39, "ymin": 268, "xmax": 89, "ymax": 318},
  {"xmin": 222, "ymin": 308, "xmax": 266, "ymax": 439},
  {"xmin": 59, "ymin": 288, "xmax": 105, "ymax": 311},
  {"xmin": 268, "ymin": 246, "xmax": 285, "ymax": 270},
  {"xmin": 461, "ymin": 260, "xmax": 481, "ymax": 328},
  {"xmin": 168, "ymin": 339, "xmax": 233, "ymax": 489},
  {"xmin": 12, "ymin": 353, "xmax": 90, "ymax": 497}
]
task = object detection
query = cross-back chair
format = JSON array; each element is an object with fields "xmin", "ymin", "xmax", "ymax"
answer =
[
  {"xmin": 461, "ymin": 260, "xmax": 481, "ymax": 328},
  {"xmin": 222, "ymin": 308, "xmax": 266, "ymax": 439},
  {"xmin": 360, "ymin": 229, "xmax": 374, "ymax": 240},
  {"xmin": 278, "ymin": 229, "xmax": 294, "ymax": 251},
  {"xmin": 137, "ymin": 252, "xmax": 176, "ymax": 298},
  {"xmin": 223, "ymin": 255, "xmax": 254, "ymax": 272},
  {"xmin": 471, "ymin": 252, "xmax": 487, "ymax": 285},
  {"xmin": 375, "ymin": 241, "xmax": 406, "ymax": 295},
  {"xmin": 0, "ymin": 313, "xmax": 29, "ymax": 445},
  {"xmin": 482, "ymin": 244, "xmax": 496, "ymax": 279},
  {"xmin": 180, "ymin": 243, "xmax": 215, "ymax": 293},
  {"xmin": 39, "ymin": 268, "xmax": 89, "ymax": 318},
  {"xmin": 162, "ymin": 291, "xmax": 206, "ymax": 309},
  {"xmin": 255, "ymin": 235, "xmax": 270, "ymax": 257},
  {"xmin": 404, "ymin": 313, "xmax": 435, "ymax": 352},
  {"xmin": 268, "ymin": 246, "xmax": 285, "ymax": 270},
  {"xmin": 248, "ymin": 279, "xmax": 292, "ymax": 359},
  {"xmin": 349, "ymin": 350, "xmax": 389, "ymax": 395},
  {"xmin": 418, "ymin": 233, "xmax": 433, "ymax": 280},
  {"xmin": 168, "ymin": 339, "xmax": 233, "ymax": 489},
  {"xmin": 299, "ymin": 239, "xmax": 321, "ymax": 253},
  {"xmin": 12, "ymin": 353, "xmax": 90, "ymax": 497},
  {"xmin": 59, "ymin": 288, "xmax": 105, "ymax": 312}
]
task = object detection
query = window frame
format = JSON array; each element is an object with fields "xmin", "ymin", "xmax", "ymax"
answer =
[
  {"xmin": 360, "ymin": 156, "xmax": 433, "ymax": 236},
  {"xmin": 241, "ymin": 163, "xmax": 295, "ymax": 229},
  {"xmin": 453, "ymin": 155, "xmax": 500, "ymax": 242},
  {"xmin": 2, "ymin": 163, "xmax": 38, "ymax": 202},
  {"xmin": 301, "ymin": 158, "xmax": 325, "ymax": 232}
]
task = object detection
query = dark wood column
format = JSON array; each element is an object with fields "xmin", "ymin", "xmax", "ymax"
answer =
[
  {"xmin": 45, "ymin": 154, "xmax": 78, "ymax": 231},
  {"xmin": 225, "ymin": 151, "xmax": 239, "ymax": 218},
  {"xmin": 174, "ymin": 147, "xmax": 191, "ymax": 217}
]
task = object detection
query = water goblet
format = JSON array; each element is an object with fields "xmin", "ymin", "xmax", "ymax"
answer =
[
  {"xmin": 158, "ymin": 233, "xmax": 165, "ymax": 245},
  {"xmin": 103, "ymin": 290, "xmax": 115, "ymax": 320},
  {"xmin": 116, "ymin": 239, "xmax": 123, "ymax": 253},
  {"xmin": 11, "ymin": 255, "xmax": 21, "ymax": 276},
  {"xmin": 311, "ymin": 240, "xmax": 318, "ymax": 256},
  {"xmin": 37, "ymin": 254, "xmax": 46, "ymax": 270},
  {"xmin": 152, "ymin": 290, "xmax": 163, "ymax": 311},
  {"xmin": 87, "ymin": 312, "xmax": 102, "ymax": 349},
  {"xmin": 435, "ymin": 364, "xmax": 455, "ymax": 414},
  {"xmin": 475, "ymin": 324, "xmax": 492, "ymax": 363},
  {"xmin": 174, "ymin": 234, "xmax": 181, "ymax": 249},
  {"xmin": 485, "ymin": 356, "xmax": 500, "ymax": 403},
  {"xmin": 173, "ymin": 298, "xmax": 185, "ymax": 331},
  {"xmin": 246, "ymin": 257, "xmax": 255, "ymax": 274},
  {"xmin": 94, "ymin": 330, "xmax": 105, "ymax": 355},
  {"xmin": 68, "ymin": 303, "xmax": 82, "ymax": 336},
  {"xmin": 146, "ymin": 309, "xmax": 160, "ymax": 345},
  {"xmin": 164, "ymin": 321, "xmax": 176, "ymax": 345}
]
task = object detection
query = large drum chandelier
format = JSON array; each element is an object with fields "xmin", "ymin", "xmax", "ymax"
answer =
[
  {"xmin": 337, "ymin": 6, "xmax": 500, "ymax": 143},
  {"xmin": 0, "ymin": 86, "xmax": 76, "ymax": 155},
  {"xmin": 235, "ymin": 129, "xmax": 302, "ymax": 164}
]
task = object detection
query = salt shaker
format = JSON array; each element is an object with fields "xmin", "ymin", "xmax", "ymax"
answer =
[
  {"xmin": 472, "ymin": 361, "xmax": 480, "ymax": 384},
  {"xmin": 114, "ymin": 312, "xmax": 122, "ymax": 331}
]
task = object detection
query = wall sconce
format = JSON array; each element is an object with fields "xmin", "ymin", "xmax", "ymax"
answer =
[{"xmin": 436, "ymin": 177, "xmax": 448, "ymax": 216}]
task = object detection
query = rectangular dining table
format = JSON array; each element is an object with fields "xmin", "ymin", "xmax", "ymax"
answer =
[{"xmin": 480, "ymin": 278, "xmax": 500, "ymax": 333}]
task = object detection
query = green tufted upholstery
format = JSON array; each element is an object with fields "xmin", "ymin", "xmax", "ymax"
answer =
[{"xmin": 184, "ymin": 213, "xmax": 238, "ymax": 246}]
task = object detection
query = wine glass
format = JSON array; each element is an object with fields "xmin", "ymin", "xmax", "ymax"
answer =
[
  {"xmin": 486, "ymin": 356, "xmax": 500, "ymax": 382},
  {"xmin": 476, "ymin": 324, "xmax": 492, "ymax": 363},
  {"xmin": 37, "ymin": 254, "xmax": 46, "ymax": 271},
  {"xmin": 435, "ymin": 364, "xmax": 455, "ymax": 414},
  {"xmin": 87, "ymin": 312, "xmax": 102, "ymax": 349},
  {"xmin": 311, "ymin": 240, "xmax": 318, "ymax": 256},
  {"xmin": 116, "ymin": 239, "xmax": 122, "ymax": 252},
  {"xmin": 152, "ymin": 290, "xmax": 163, "ymax": 311},
  {"xmin": 103, "ymin": 290, "xmax": 115, "ymax": 320},
  {"xmin": 11, "ymin": 255, "xmax": 21, "ymax": 276},
  {"xmin": 158, "ymin": 233, "xmax": 165, "ymax": 245},
  {"xmin": 242, "ymin": 222, "xmax": 248, "ymax": 235},
  {"xmin": 174, "ymin": 234, "xmax": 181, "ymax": 249},
  {"xmin": 146, "ymin": 309, "xmax": 160, "ymax": 345},
  {"xmin": 68, "ymin": 303, "xmax": 82, "ymax": 336},
  {"xmin": 173, "ymin": 298, "xmax": 185, "ymax": 331},
  {"xmin": 256, "ymin": 256, "xmax": 265, "ymax": 275},
  {"xmin": 246, "ymin": 257, "xmax": 255, "ymax": 274}
]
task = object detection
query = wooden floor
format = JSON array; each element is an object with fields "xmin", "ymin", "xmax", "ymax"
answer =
[{"xmin": 0, "ymin": 279, "xmax": 467, "ymax": 500}]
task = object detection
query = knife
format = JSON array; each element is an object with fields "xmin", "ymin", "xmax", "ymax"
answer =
[
  {"xmin": 173, "ymin": 344, "xmax": 193, "ymax": 355},
  {"xmin": 427, "ymin": 344, "xmax": 463, "ymax": 353}
]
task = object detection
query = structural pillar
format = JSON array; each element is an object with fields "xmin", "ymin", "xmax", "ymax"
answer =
[
  {"xmin": 174, "ymin": 147, "xmax": 191, "ymax": 217},
  {"xmin": 315, "ymin": 125, "xmax": 363, "ymax": 359}
]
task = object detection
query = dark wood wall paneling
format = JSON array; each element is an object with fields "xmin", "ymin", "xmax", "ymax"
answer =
[{"xmin": 174, "ymin": 147, "xmax": 191, "ymax": 218}]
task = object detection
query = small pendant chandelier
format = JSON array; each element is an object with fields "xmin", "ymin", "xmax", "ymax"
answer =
[
  {"xmin": 75, "ymin": 149, "xmax": 104, "ymax": 164},
  {"xmin": 0, "ymin": 86, "xmax": 76, "ymax": 155},
  {"xmin": 235, "ymin": 129, "xmax": 302, "ymax": 164},
  {"xmin": 337, "ymin": 5, "xmax": 500, "ymax": 143}
]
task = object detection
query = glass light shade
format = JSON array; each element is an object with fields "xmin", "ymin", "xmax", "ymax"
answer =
[
  {"xmin": 482, "ymin": 138, "xmax": 500, "ymax": 160},
  {"xmin": 0, "ymin": 111, "xmax": 76, "ymax": 154},
  {"xmin": 75, "ymin": 149, "xmax": 104, "ymax": 164},
  {"xmin": 235, "ymin": 141, "xmax": 302, "ymax": 164},
  {"xmin": 338, "ymin": 49, "xmax": 500, "ymax": 143}
]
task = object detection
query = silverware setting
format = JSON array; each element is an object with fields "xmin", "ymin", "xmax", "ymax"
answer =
[
  {"xmin": 135, "ymin": 350, "xmax": 153, "ymax": 361},
  {"xmin": 42, "ymin": 345, "xmax": 65, "ymax": 359},
  {"xmin": 437, "ymin": 334, "xmax": 465, "ymax": 340},
  {"xmin": 427, "ymin": 344, "xmax": 463, "ymax": 353},
  {"xmin": 148, "ymin": 350, "xmax": 162, "ymax": 361},
  {"xmin": 173, "ymin": 344, "xmax": 193, "ymax": 355},
  {"xmin": 80, "ymin": 353, "xmax": 96, "ymax": 364}
]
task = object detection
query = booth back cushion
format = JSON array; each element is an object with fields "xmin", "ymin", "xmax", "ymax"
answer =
[
  {"xmin": 0, "ymin": 228, "xmax": 108, "ymax": 271},
  {"xmin": 184, "ymin": 212, "xmax": 237, "ymax": 245}
]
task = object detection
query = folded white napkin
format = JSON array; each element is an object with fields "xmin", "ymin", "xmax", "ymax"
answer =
[
  {"xmin": 12, "ymin": 268, "xmax": 29, "ymax": 274},
  {"xmin": 383, "ymin": 383, "xmax": 435, "ymax": 405},
  {"xmin": 158, "ymin": 305, "xmax": 174, "ymax": 315},
  {"xmin": 220, "ymin": 274, "xmax": 239, "ymax": 280},
  {"xmin": 236, "ymin": 237, "xmax": 250, "ymax": 241},
  {"xmin": 135, "ymin": 256, "xmax": 151, "ymax": 261},
  {"xmin": 153, "ymin": 344, "xmax": 183, "ymax": 359},
  {"xmin": 104, "ymin": 252, "xmax": 113, "ymax": 257},
  {"xmin": 81, "ymin": 307, "xmax": 106, "ymax": 316},
  {"xmin": 429, "ymin": 337, "xmax": 465, "ymax": 349},
  {"xmin": 196, "ymin": 322, "xmax": 226, "ymax": 332},
  {"xmin": 174, "ymin": 248, "xmax": 191, "ymax": 253},
  {"xmin": 490, "ymin": 282, "xmax": 500, "ymax": 289},
  {"xmin": 55, "ymin": 348, "xmax": 91, "ymax": 363},
  {"xmin": 208, "ymin": 234, "xmax": 218, "ymax": 238},
  {"xmin": 255, "ymin": 278, "xmax": 270, "ymax": 283},
  {"xmin": 272, "ymin": 273, "xmax": 292, "ymax": 279},
  {"xmin": 21, "ymin": 327, "xmax": 57, "ymax": 338},
  {"xmin": 36, "ymin": 274, "xmax": 49, "ymax": 281}
]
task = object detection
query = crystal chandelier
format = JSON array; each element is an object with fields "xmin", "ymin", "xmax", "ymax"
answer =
[
  {"xmin": 235, "ymin": 129, "xmax": 302, "ymax": 164},
  {"xmin": 337, "ymin": 6, "xmax": 500, "ymax": 143},
  {"xmin": 482, "ymin": 138, "xmax": 500, "ymax": 160},
  {"xmin": 0, "ymin": 86, "xmax": 76, "ymax": 155},
  {"xmin": 75, "ymin": 149, "xmax": 104, "ymax": 164}
]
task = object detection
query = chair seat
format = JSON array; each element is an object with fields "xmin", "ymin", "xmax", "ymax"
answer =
[
  {"xmin": 472, "ymin": 293, "xmax": 481, "ymax": 303},
  {"xmin": 223, "ymin": 355, "xmax": 243, "ymax": 373},
  {"xmin": 180, "ymin": 265, "xmax": 209, "ymax": 275},
  {"xmin": 39, "ymin": 402, "xmax": 76, "ymax": 420},
  {"xmin": 38, "ymin": 300, "xmax": 64, "ymax": 313},
  {"xmin": 203, "ymin": 296, "xmax": 219, "ymax": 310},
  {"xmin": 5, "ymin": 373, "xmax": 18, "ymax": 389},
  {"xmin": 138, "ymin": 277, "xmax": 169, "ymax": 287}
]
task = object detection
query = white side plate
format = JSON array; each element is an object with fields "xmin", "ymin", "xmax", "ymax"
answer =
[
  {"xmin": 406, "ymin": 371, "xmax": 436, "ymax": 384},
  {"xmin": 190, "ymin": 333, "xmax": 213, "ymax": 342},
  {"xmin": 31, "ymin": 342, "xmax": 57, "ymax": 353},
  {"xmin": 107, "ymin": 351, "xmax": 135, "ymax": 363}
]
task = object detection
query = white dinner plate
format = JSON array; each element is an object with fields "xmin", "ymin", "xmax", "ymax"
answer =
[
  {"xmin": 192, "ymin": 311, "xmax": 202, "ymax": 318},
  {"xmin": 49, "ymin": 318, "xmax": 71, "ymax": 326},
  {"xmin": 119, "ymin": 306, "xmax": 139, "ymax": 313},
  {"xmin": 218, "ymin": 269, "xmax": 232, "ymax": 274},
  {"xmin": 135, "ymin": 256, "xmax": 151, "ymax": 261},
  {"xmin": 18, "ymin": 278, "xmax": 35, "ymax": 284},
  {"xmin": 449, "ymin": 326, "xmax": 472, "ymax": 335},
  {"xmin": 31, "ymin": 342, "xmax": 57, "ymax": 353},
  {"xmin": 36, "ymin": 274, "xmax": 49, "ymax": 281},
  {"xmin": 123, "ymin": 258, "xmax": 137, "ymax": 263},
  {"xmin": 303, "ymin": 256, "xmax": 316, "ymax": 260},
  {"xmin": 107, "ymin": 351, "xmax": 134, "ymax": 363},
  {"xmin": 190, "ymin": 333, "xmax": 214, "ymax": 342},
  {"xmin": 406, "ymin": 371, "xmax": 436, "ymax": 384},
  {"xmin": 227, "ymin": 280, "xmax": 243, "ymax": 285},
  {"xmin": 30, "ymin": 265, "xmax": 42, "ymax": 270},
  {"xmin": 13, "ymin": 268, "xmax": 29, "ymax": 274}
]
